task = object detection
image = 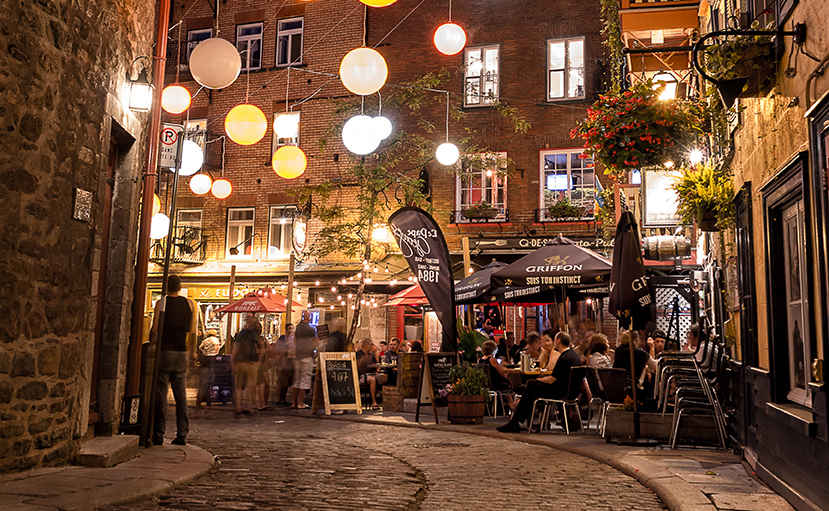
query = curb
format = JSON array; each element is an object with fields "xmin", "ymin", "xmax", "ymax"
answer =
[{"xmin": 304, "ymin": 413, "xmax": 715, "ymax": 511}]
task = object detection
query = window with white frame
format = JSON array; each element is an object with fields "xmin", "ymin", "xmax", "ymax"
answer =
[
  {"xmin": 540, "ymin": 149, "xmax": 595, "ymax": 220},
  {"xmin": 268, "ymin": 205, "xmax": 297, "ymax": 258},
  {"xmin": 272, "ymin": 111, "xmax": 300, "ymax": 151},
  {"xmin": 186, "ymin": 28, "xmax": 212, "ymax": 65},
  {"xmin": 464, "ymin": 45, "xmax": 499, "ymax": 107},
  {"xmin": 185, "ymin": 118, "xmax": 207, "ymax": 151},
  {"xmin": 455, "ymin": 153, "xmax": 507, "ymax": 222},
  {"xmin": 276, "ymin": 17, "xmax": 303, "ymax": 67},
  {"xmin": 236, "ymin": 22, "xmax": 263, "ymax": 70},
  {"xmin": 175, "ymin": 209, "xmax": 202, "ymax": 253},
  {"xmin": 548, "ymin": 37, "xmax": 585, "ymax": 100},
  {"xmin": 226, "ymin": 208, "xmax": 255, "ymax": 259}
]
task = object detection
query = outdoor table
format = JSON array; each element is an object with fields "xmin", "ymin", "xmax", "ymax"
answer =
[{"xmin": 503, "ymin": 368, "xmax": 550, "ymax": 388}]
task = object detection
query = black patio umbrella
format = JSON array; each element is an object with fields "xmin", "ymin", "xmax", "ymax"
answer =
[
  {"xmin": 454, "ymin": 261, "xmax": 508, "ymax": 304},
  {"xmin": 608, "ymin": 210, "xmax": 655, "ymax": 440},
  {"xmin": 491, "ymin": 236, "xmax": 612, "ymax": 288}
]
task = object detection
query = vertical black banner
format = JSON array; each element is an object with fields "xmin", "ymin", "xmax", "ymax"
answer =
[
  {"xmin": 388, "ymin": 207, "xmax": 457, "ymax": 352},
  {"xmin": 609, "ymin": 210, "xmax": 655, "ymax": 330}
]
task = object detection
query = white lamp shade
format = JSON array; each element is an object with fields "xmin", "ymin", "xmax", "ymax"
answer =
[
  {"xmin": 359, "ymin": 0, "xmax": 398, "ymax": 6},
  {"xmin": 189, "ymin": 174, "xmax": 212, "ymax": 195},
  {"xmin": 434, "ymin": 23, "xmax": 466, "ymax": 56},
  {"xmin": 374, "ymin": 116, "xmax": 393, "ymax": 140},
  {"xmin": 339, "ymin": 48, "xmax": 388, "ymax": 96},
  {"xmin": 273, "ymin": 113, "xmax": 300, "ymax": 138},
  {"xmin": 225, "ymin": 104, "xmax": 267, "ymax": 145},
  {"xmin": 171, "ymin": 140, "xmax": 204, "ymax": 176},
  {"xmin": 342, "ymin": 115, "xmax": 382, "ymax": 155},
  {"xmin": 152, "ymin": 194, "xmax": 161, "ymax": 216},
  {"xmin": 161, "ymin": 85, "xmax": 191, "ymax": 114},
  {"xmin": 272, "ymin": 146, "xmax": 308, "ymax": 179},
  {"xmin": 211, "ymin": 179, "xmax": 232, "ymax": 199},
  {"xmin": 129, "ymin": 81, "xmax": 152, "ymax": 111},
  {"xmin": 436, "ymin": 142, "xmax": 460, "ymax": 165},
  {"xmin": 189, "ymin": 38, "xmax": 242, "ymax": 90},
  {"xmin": 150, "ymin": 213, "xmax": 170, "ymax": 239}
]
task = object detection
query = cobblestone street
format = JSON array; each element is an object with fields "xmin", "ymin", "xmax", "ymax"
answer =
[{"xmin": 104, "ymin": 408, "xmax": 665, "ymax": 511}]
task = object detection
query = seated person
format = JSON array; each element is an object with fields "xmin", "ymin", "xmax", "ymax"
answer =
[
  {"xmin": 520, "ymin": 333, "xmax": 543, "ymax": 362},
  {"xmin": 382, "ymin": 337, "xmax": 401, "ymax": 385},
  {"xmin": 409, "ymin": 340, "xmax": 424, "ymax": 353},
  {"xmin": 537, "ymin": 334, "xmax": 559, "ymax": 372},
  {"xmin": 356, "ymin": 339, "xmax": 387, "ymax": 409},
  {"xmin": 587, "ymin": 334, "xmax": 612, "ymax": 369},
  {"xmin": 650, "ymin": 329, "xmax": 667, "ymax": 357},
  {"xmin": 613, "ymin": 330, "xmax": 656, "ymax": 396},
  {"xmin": 497, "ymin": 331, "xmax": 582, "ymax": 433},
  {"xmin": 479, "ymin": 341, "xmax": 516, "ymax": 409},
  {"xmin": 497, "ymin": 332, "xmax": 521, "ymax": 364}
]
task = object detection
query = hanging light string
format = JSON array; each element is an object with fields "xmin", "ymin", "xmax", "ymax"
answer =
[
  {"xmin": 285, "ymin": 66, "xmax": 290, "ymax": 113},
  {"xmin": 445, "ymin": 91, "xmax": 450, "ymax": 142},
  {"xmin": 175, "ymin": 22, "xmax": 182, "ymax": 84},
  {"xmin": 374, "ymin": 0, "xmax": 428, "ymax": 48},
  {"xmin": 448, "ymin": 0, "xmax": 452, "ymax": 22},
  {"xmin": 378, "ymin": 91, "xmax": 382, "ymax": 116}
]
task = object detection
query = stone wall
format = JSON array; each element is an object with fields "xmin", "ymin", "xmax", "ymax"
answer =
[{"xmin": 0, "ymin": 0, "xmax": 155, "ymax": 471}]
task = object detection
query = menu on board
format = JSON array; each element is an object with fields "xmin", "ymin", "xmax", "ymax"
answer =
[
  {"xmin": 212, "ymin": 355, "xmax": 233, "ymax": 404},
  {"xmin": 311, "ymin": 352, "xmax": 362, "ymax": 415},
  {"xmin": 415, "ymin": 352, "xmax": 458, "ymax": 424}
]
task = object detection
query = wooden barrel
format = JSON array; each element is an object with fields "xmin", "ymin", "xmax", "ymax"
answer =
[{"xmin": 447, "ymin": 394, "xmax": 486, "ymax": 425}]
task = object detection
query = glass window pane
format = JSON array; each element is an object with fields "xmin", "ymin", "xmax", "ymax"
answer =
[
  {"xmin": 549, "ymin": 42, "xmax": 565, "ymax": 70},
  {"xmin": 466, "ymin": 77, "xmax": 480, "ymax": 104},
  {"xmin": 550, "ymin": 70, "xmax": 564, "ymax": 99},
  {"xmin": 280, "ymin": 19, "xmax": 302, "ymax": 30},
  {"xmin": 466, "ymin": 49, "xmax": 482, "ymax": 76},
  {"xmin": 485, "ymin": 48, "xmax": 498, "ymax": 74},
  {"xmin": 568, "ymin": 68, "xmax": 584, "ymax": 98},
  {"xmin": 568, "ymin": 40, "xmax": 584, "ymax": 68},
  {"xmin": 555, "ymin": 153, "xmax": 567, "ymax": 168},
  {"xmin": 290, "ymin": 33, "xmax": 302, "ymax": 63},
  {"xmin": 277, "ymin": 35, "xmax": 289, "ymax": 65}
]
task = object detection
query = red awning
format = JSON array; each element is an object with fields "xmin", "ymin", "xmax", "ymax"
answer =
[
  {"xmin": 213, "ymin": 292, "xmax": 302, "ymax": 314},
  {"xmin": 383, "ymin": 284, "xmax": 429, "ymax": 307}
]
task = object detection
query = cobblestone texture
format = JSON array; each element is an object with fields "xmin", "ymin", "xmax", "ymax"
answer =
[{"xmin": 104, "ymin": 409, "xmax": 665, "ymax": 510}]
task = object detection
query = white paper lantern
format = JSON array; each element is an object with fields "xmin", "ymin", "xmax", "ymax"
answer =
[
  {"xmin": 211, "ymin": 179, "xmax": 232, "ymax": 199},
  {"xmin": 189, "ymin": 174, "xmax": 212, "ymax": 195},
  {"xmin": 339, "ymin": 48, "xmax": 388, "ymax": 96},
  {"xmin": 342, "ymin": 115, "xmax": 382, "ymax": 155},
  {"xmin": 273, "ymin": 113, "xmax": 300, "ymax": 138},
  {"xmin": 225, "ymin": 104, "xmax": 267, "ymax": 145},
  {"xmin": 171, "ymin": 140, "xmax": 204, "ymax": 176},
  {"xmin": 434, "ymin": 23, "xmax": 466, "ymax": 56},
  {"xmin": 189, "ymin": 38, "xmax": 242, "ymax": 90},
  {"xmin": 374, "ymin": 116, "xmax": 393, "ymax": 140},
  {"xmin": 150, "ymin": 213, "xmax": 170, "ymax": 239},
  {"xmin": 436, "ymin": 142, "xmax": 460, "ymax": 165},
  {"xmin": 161, "ymin": 85, "xmax": 191, "ymax": 114}
]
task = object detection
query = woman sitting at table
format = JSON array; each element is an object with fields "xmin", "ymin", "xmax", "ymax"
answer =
[
  {"xmin": 587, "ymin": 334, "xmax": 612, "ymax": 369},
  {"xmin": 356, "ymin": 339, "xmax": 386, "ymax": 410},
  {"xmin": 480, "ymin": 340, "xmax": 515, "ymax": 410},
  {"xmin": 537, "ymin": 333, "xmax": 559, "ymax": 372}
]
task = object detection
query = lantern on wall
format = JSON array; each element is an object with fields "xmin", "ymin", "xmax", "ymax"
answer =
[
  {"xmin": 434, "ymin": 23, "xmax": 466, "ymax": 55},
  {"xmin": 211, "ymin": 179, "xmax": 232, "ymax": 199},
  {"xmin": 225, "ymin": 104, "xmax": 267, "ymax": 145},
  {"xmin": 272, "ymin": 146, "xmax": 308, "ymax": 179},
  {"xmin": 189, "ymin": 38, "xmax": 242, "ymax": 90},
  {"xmin": 189, "ymin": 174, "xmax": 212, "ymax": 195},
  {"xmin": 150, "ymin": 213, "xmax": 170, "ymax": 239},
  {"xmin": 339, "ymin": 48, "xmax": 388, "ymax": 96},
  {"xmin": 342, "ymin": 115, "xmax": 382, "ymax": 155},
  {"xmin": 174, "ymin": 140, "xmax": 204, "ymax": 176},
  {"xmin": 435, "ymin": 142, "xmax": 460, "ymax": 165},
  {"xmin": 161, "ymin": 85, "xmax": 191, "ymax": 114}
]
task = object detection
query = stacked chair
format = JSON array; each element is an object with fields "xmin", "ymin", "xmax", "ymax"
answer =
[{"xmin": 595, "ymin": 368, "xmax": 627, "ymax": 438}]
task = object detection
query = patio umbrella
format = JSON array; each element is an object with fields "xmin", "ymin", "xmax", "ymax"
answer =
[
  {"xmin": 454, "ymin": 261, "xmax": 507, "ymax": 304},
  {"xmin": 383, "ymin": 284, "xmax": 429, "ymax": 307},
  {"xmin": 213, "ymin": 292, "xmax": 301, "ymax": 314}
]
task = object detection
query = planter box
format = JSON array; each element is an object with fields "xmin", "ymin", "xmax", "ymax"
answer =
[
  {"xmin": 604, "ymin": 409, "xmax": 719, "ymax": 443},
  {"xmin": 382, "ymin": 386, "xmax": 404, "ymax": 412},
  {"xmin": 447, "ymin": 394, "xmax": 486, "ymax": 425},
  {"xmin": 462, "ymin": 207, "xmax": 497, "ymax": 220}
]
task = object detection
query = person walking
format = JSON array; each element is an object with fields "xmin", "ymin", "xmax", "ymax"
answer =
[
  {"xmin": 150, "ymin": 275, "xmax": 197, "ymax": 446},
  {"xmin": 232, "ymin": 313, "xmax": 264, "ymax": 415},
  {"xmin": 274, "ymin": 323, "xmax": 295, "ymax": 407},
  {"xmin": 291, "ymin": 312, "xmax": 318, "ymax": 409}
]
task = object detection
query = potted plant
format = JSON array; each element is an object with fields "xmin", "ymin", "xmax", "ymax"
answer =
[
  {"xmin": 438, "ymin": 363, "xmax": 490, "ymax": 425},
  {"xmin": 547, "ymin": 198, "xmax": 584, "ymax": 221},
  {"xmin": 571, "ymin": 80, "xmax": 703, "ymax": 178},
  {"xmin": 702, "ymin": 21, "xmax": 776, "ymax": 99},
  {"xmin": 462, "ymin": 200, "xmax": 497, "ymax": 220},
  {"xmin": 457, "ymin": 321, "xmax": 488, "ymax": 363},
  {"xmin": 671, "ymin": 163, "xmax": 735, "ymax": 232}
]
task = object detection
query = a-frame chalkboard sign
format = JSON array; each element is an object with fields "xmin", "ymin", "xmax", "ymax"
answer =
[
  {"xmin": 311, "ymin": 352, "xmax": 362, "ymax": 415},
  {"xmin": 415, "ymin": 352, "xmax": 459, "ymax": 424}
]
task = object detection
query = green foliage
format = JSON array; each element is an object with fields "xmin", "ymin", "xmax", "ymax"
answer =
[
  {"xmin": 600, "ymin": 0, "xmax": 623, "ymax": 92},
  {"xmin": 457, "ymin": 321, "xmax": 487, "ymax": 363},
  {"xmin": 671, "ymin": 163, "xmax": 735, "ymax": 231},
  {"xmin": 702, "ymin": 21, "xmax": 774, "ymax": 81},
  {"xmin": 595, "ymin": 186, "xmax": 616, "ymax": 239},
  {"xmin": 547, "ymin": 198, "xmax": 584, "ymax": 220},
  {"xmin": 462, "ymin": 200, "xmax": 496, "ymax": 220},
  {"xmin": 448, "ymin": 363, "xmax": 491, "ymax": 399}
]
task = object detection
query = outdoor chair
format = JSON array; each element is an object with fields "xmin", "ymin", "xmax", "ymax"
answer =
[
  {"xmin": 480, "ymin": 363, "xmax": 508, "ymax": 418},
  {"xmin": 669, "ymin": 355, "xmax": 729, "ymax": 449},
  {"xmin": 584, "ymin": 367, "xmax": 604, "ymax": 431},
  {"xmin": 529, "ymin": 366, "xmax": 588, "ymax": 435},
  {"xmin": 596, "ymin": 368, "xmax": 627, "ymax": 438}
]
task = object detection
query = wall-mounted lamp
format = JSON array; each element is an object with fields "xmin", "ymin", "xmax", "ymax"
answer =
[
  {"xmin": 128, "ymin": 56, "xmax": 153, "ymax": 112},
  {"xmin": 229, "ymin": 233, "xmax": 262, "ymax": 256}
]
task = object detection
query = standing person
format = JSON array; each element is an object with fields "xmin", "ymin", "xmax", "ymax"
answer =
[
  {"xmin": 291, "ymin": 311, "xmax": 318, "ymax": 410},
  {"xmin": 150, "ymin": 274, "xmax": 197, "ymax": 446},
  {"xmin": 327, "ymin": 317, "xmax": 347, "ymax": 352},
  {"xmin": 195, "ymin": 329, "xmax": 222, "ymax": 418},
  {"xmin": 232, "ymin": 313, "xmax": 264, "ymax": 415},
  {"xmin": 274, "ymin": 324, "xmax": 295, "ymax": 407}
]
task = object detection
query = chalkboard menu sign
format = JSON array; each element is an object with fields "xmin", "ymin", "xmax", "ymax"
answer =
[
  {"xmin": 311, "ymin": 352, "xmax": 362, "ymax": 415},
  {"xmin": 415, "ymin": 352, "xmax": 458, "ymax": 424},
  {"xmin": 315, "ymin": 323, "xmax": 329, "ymax": 341},
  {"xmin": 212, "ymin": 355, "xmax": 234, "ymax": 404}
]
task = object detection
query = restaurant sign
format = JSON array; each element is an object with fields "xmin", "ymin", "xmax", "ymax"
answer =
[{"xmin": 474, "ymin": 236, "xmax": 614, "ymax": 251}]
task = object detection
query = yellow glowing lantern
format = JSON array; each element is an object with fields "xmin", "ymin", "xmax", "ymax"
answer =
[
  {"xmin": 339, "ymin": 48, "xmax": 388, "ymax": 96},
  {"xmin": 359, "ymin": 0, "xmax": 398, "ymax": 6},
  {"xmin": 225, "ymin": 104, "xmax": 267, "ymax": 145},
  {"xmin": 434, "ymin": 23, "xmax": 466, "ymax": 55},
  {"xmin": 211, "ymin": 179, "xmax": 232, "ymax": 199},
  {"xmin": 161, "ymin": 85, "xmax": 191, "ymax": 114},
  {"xmin": 272, "ymin": 146, "xmax": 308, "ymax": 179},
  {"xmin": 152, "ymin": 194, "xmax": 161, "ymax": 216}
]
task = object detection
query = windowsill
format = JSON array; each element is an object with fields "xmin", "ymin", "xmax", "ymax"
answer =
[
  {"xmin": 545, "ymin": 96, "xmax": 588, "ymax": 103},
  {"xmin": 462, "ymin": 103, "xmax": 497, "ymax": 110},
  {"xmin": 448, "ymin": 222, "xmax": 513, "ymax": 228},
  {"xmin": 533, "ymin": 219, "xmax": 595, "ymax": 225},
  {"xmin": 765, "ymin": 402, "xmax": 816, "ymax": 437},
  {"xmin": 275, "ymin": 63, "xmax": 307, "ymax": 69}
]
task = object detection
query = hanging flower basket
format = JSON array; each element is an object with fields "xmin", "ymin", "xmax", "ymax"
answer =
[
  {"xmin": 672, "ymin": 163, "xmax": 735, "ymax": 232},
  {"xmin": 570, "ymin": 80, "xmax": 703, "ymax": 178},
  {"xmin": 547, "ymin": 199, "xmax": 584, "ymax": 221},
  {"xmin": 463, "ymin": 202, "xmax": 497, "ymax": 220},
  {"xmin": 696, "ymin": 207, "xmax": 719, "ymax": 232},
  {"xmin": 702, "ymin": 27, "xmax": 776, "ymax": 99}
]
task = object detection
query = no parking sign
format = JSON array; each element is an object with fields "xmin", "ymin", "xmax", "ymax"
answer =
[{"xmin": 159, "ymin": 123, "xmax": 184, "ymax": 168}]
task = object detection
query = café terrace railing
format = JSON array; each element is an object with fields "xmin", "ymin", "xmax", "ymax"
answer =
[{"xmin": 150, "ymin": 226, "xmax": 209, "ymax": 265}]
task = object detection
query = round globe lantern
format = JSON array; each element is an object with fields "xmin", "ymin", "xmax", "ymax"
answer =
[
  {"xmin": 436, "ymin": 142, "xmax": 460, "ymax": 165},
  {"xmin": 434, "ymin": 23, "xmax": 466, "ymax": 55},
  {"xmin": 161, "ymin": 85, "xmax": 191, "ymax": 114},
  {"xmin": 211, "ymin": 179, "xmax": 232, "ymax": 199},
  {"xmin": 189, "ymin": 38, "xmax": 242, "ymax": 90},
  {"xmin": 359, "ymin": 0, "xmax": 398, "ymax": 6},
  {"xmin": 339, "ymin": 48, "xmax": 388, "ymax": 96},
  {"xmin": 273, "ymin": 113, "xmax": 300, "ymax": 138},
  {"xmin": 150, "ymin": 213, "xmax": 170, "ymax": 239},
  {"xmin": 173, "ymin": 140, "xmax": 204, "ymax": 176},
  {"xmin": 374, "ymin": 116, "xmax": 393, "ymax": 140},
  {"xmin": 152, "ymin": 194, "xmax": 161, "ymax": 216},
  {"xmin": 272, "ymin": 146, "xmax": 308, "ymax": 179},
  {"xmin": 189, "ymin": 174, "xmax": 212, "ymax": 195},
  {"xmin": 225, "ymin": 104, "xmax": 267, "ymax": 145},
  {"xmin": 342, "ymin": 115, "xmax": 382, "ymax": 155}
]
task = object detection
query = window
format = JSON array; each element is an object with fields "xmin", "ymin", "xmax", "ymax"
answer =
[
  {"xmin": 236, "ymin": 22, "xmax": 263, "ymax": 70},
  {"xmin": 455, "ymin": 153, "xmax": 507, "ymax": 223},
  {"xmin": 276, "ymin": 17, "xmax": 303, "ymax": 66},
  {"xmin": 464, "ymin": 45, "xmax": 499, "ymax": 107},
  {"xmin": 185, "ymin": 118, "xmax": 207, "ymax": 151},
  {"xmin": 548, "ymin": 37, "xmax": 585, "ymax": 100},
  {"xmin": 540, "ymin": 149, "xmax": 595, "ymax": 220},
  {"xmin": 186, "ymin": 28, "xmax": 212, "ymax": 65},
  {"xmin": 272, "ymin": 111, "xmax": 300, "ymax": 151},
  {"xmin": 268, "ymin": 205, "xmax": 297, "ymax": 258},
  {"xmin": 226, "ymin": 208, "xmax": 255, "ymax": 259}
]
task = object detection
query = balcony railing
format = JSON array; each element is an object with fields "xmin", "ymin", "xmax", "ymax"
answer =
[
  {"xmin": 451, "ymin": 207, "xmax": 509, "ymax": 224},
  {"xmin": 535, "ymin": 208, "xmax": 596, "ymax": 224},
  {"xmin": 150, "ymin": 226, "xmax": 209, "ymax": 265}
]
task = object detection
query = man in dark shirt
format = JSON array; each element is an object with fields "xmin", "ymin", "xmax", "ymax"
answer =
[
  {"xmin": 497, "ymin": 331, "xmax": 522, "ymax": 364},
  {"xmin": 291, "ymin": 312, "xmax": 318, "ymax": 409},
  {"xmin": 613, "ymin": 330, "xmax": 650, "ymax": 387},
  {"xmin": 497, "ymin": 331, "xmax": 581, "ymax": 433},
  {"xmin": 382, "ymin": 338, "xmax": 401, "ymax": 385},
  {"xmin": 150, "ymin": 275, "xmax": 196, "ymax": 446}
]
